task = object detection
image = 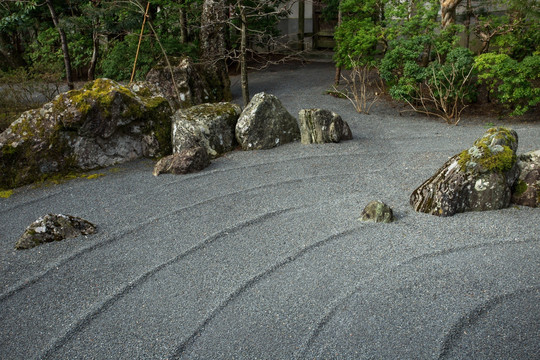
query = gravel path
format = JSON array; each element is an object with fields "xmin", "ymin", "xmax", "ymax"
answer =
[{"xmin": 1, "ymin": 62, "xmax": 539, "ymax": 359}]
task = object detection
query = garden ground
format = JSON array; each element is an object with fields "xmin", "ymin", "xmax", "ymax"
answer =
[{"xmin": 0, "ymin": 61, "xmax": 539, "ymax": 359}]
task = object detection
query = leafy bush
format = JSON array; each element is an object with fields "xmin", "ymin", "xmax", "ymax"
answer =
[
  {"xmin": 333, "ymin": 0, "xmax": 382, "ymax": 69},
  {"xmin": 475, "ymin": 53, "xmax": 540, "ymax": 115}
]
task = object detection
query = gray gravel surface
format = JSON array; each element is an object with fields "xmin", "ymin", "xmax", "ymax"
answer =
[{"xmin": 1, "ymin": 62, "xmax": 539, "ymax": 359}]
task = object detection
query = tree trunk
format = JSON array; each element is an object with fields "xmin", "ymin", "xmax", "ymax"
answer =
[
  {"xmin": 88, "ymin": 22, "xmax": 99, "ymax": 80},
  {"xmin": 240, "ymin": 5, "xmax": 249, "ymax": 106},
  {"xmin": 200, "ymin": 0, "xmax": 231, "ymax": 101},
  {"xmin": 179, "ymin": 0, "xmax": 188, "ymax": 44},
  {"xmin": 298, "ymin": 0, "xmax": 305, "ymax": 51},
  {"xmin": 45, "ymin": 0, "xmax": 74, "ymax": 90},
  {"xmin": 334, "ymin": 4, "xmax": 342, "ymax": 85},
  {"xmin": 464, "ymin": 0, "xmax": 472, "ymax": 49},
  {"xmin": 440, "ymin": 0, "xmax": 463, "ymax": 29}
]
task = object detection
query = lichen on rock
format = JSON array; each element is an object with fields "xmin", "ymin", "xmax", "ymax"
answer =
[
  {"xmin": 361, "ymin": 201, "xmax": 395, "ymax": 223},
  {"xmin": 15, "ymin": 214, "xmax": 96, "ymax": 250},
  {"xmin": 172, "ymin": 102, "xmax": 241, "ymax": 158},
  {"xmin": 298, "ymin": 109, "xmax": 353, "ymax": 144},
  {"xmin": 511, "ymin": 150, "xmax": 540, "ymax": 207},
  {"xmin": 410, "ymin": 127, "xmax": 519, "ymax": 216},
  {"xmin": 235, "ymin": 92, "xmax": 300, "ymax": 150}
]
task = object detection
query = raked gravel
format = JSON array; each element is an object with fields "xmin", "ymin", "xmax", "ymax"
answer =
[{"xmin": 1, "ymin": 62, "xmax": 539, "ymax": 359}]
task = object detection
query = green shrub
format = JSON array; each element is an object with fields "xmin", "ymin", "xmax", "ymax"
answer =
[{"xmin": 475, "ymin": 53, "xmax": 540, "ymax": 115}]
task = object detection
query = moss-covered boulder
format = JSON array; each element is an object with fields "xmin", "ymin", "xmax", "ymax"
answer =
[
  {"xmin": 146, "ymin": 56, "xmax": 232, "ymax": 110},
  {"xmin": 172, "ymin": 102, "xmax": 241, "ymax": 158},
  {"xmin": 410, "ymin": 127, "xmax": 520, "ymax": 216},
  {"xmin": 511, "ymin": 150, "xmax": 540, "ymax": 207},
  {"xmin": 0, "ymin": 78, "xmax": 172, "ymax": 190}
]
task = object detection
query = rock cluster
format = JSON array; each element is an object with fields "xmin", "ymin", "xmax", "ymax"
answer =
[
  {"xmin": 0, "ymin": 78, "xmax": 172, "ymax": 189},
  {"xmin": 298, "ymin": 109, "xmax": 352, "ymax": 144},
  {"xmin": 15, "ymin": 214, "xmax": 96, "ymax": 250},
  {"xmin": 410, "ymin": 127, "xmax": 521, "ymax": 216}
]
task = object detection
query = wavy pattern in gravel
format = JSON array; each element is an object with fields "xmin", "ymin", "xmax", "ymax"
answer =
[{"xmin": 1, "ymin": 62, "xmax": 539, "ymax": 359}]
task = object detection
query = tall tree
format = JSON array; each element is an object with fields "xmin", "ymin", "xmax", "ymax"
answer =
[
  {"xmin": 440, "ymin": 0, "xmax": 462, "ymax": 28},
  {"xmin": 45, "ymin": 0, "xmax": 74, "ymax": 89}
]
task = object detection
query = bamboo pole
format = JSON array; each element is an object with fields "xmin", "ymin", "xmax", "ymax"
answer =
[{"xmin": 130, "ymin": 1, "xmax": 150, "ymax": 85}]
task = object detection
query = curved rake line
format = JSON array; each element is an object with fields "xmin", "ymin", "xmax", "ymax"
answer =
[
  {"xmin": 38, "ymin": 207, "xmax": 298, "ymax": 360},
  {"xmin": 169, "ymin": 226, "xmax": 363, "ymax": 359},
  {"xmin": 297, "ymin": 237, "xmax": 540, "ymax": 357},
  {"xmin": 438, "ymin": 285, "xmax": 540, "ymax": 359},
  {"xmin": 0, "ymin": 148, "xmax": 375, "ymax": 216},
  {"xmin": 1, "ymin": 169, "xmax": 359, "ymax": 302},
  {"xmin": 0, "ymin": 191, "xmax": 61, "ymax": 216},
  {"xmin": 0, "ymin": 177, "xmax": 306, "ymax": 302}
]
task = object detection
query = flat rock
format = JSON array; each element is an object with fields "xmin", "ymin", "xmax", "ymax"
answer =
[
  {"xmin": 15, "ymin": 214, "xmax": 96, "ymax": 250},
  {"xmin": 153, "ymin": 147, "xmax": 211, "ymax": 176}
]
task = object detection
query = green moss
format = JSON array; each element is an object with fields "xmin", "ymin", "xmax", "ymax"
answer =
[
  {"xmin": 458, "ymin": 128, "xmax": 517, "ymax": 173},
  {"xmin": 0, "ymin": 190, "xmax": 13, "ymax": 198},
  {"xmin": 513, "ymin": 179, "xmax": 528, "ymax": 196},
  {"xmin": 86, "ymin": 173, "xmax": 104, "ymax": 180}
]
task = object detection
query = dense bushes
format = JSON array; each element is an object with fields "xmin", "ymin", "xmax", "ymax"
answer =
[{"xmin": 332, "ymin": 0, "xmax": 539, "ymax": 123}]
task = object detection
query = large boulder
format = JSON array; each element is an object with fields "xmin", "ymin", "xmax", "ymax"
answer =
[
  {"xmin": 153, "ymin": 147, "xmax": 211, "ymax": 176},
  {"xmin": 299, "ymin": 108, "xmax": 353, "ymax": 144},
  {"xmin": 172, "ymin": 102, "xmax": 241, "ymax": 158},
  {"xmin": 15, "ymin": 214, "xmax": 96, "ymax": 250},
  {"xmin": 0, "ymin": 79, "xmax": 172, "ymax": 190},
  {"xmin": 235, "ymin": 92, "xmax": 300, "ymax": 150},
  {"xmin": 410, "ymin": 127, "xmax": 519, "ymax": 216},
  {"xmin": 511, "ymin": 150, "xmax": 540, "ymax": 207},
  {"xmin": 146, "ymin": 57, "xmax": 232, "ymax": 110}
]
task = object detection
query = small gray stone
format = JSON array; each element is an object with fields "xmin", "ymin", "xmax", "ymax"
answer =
[
  {"xmin": 153, "ymin": 147, "xmax": 210, "ymax": 176},
  {"xmin": 361, "ymin": 201, "xmax": 395, "ymax": 223},
  {"xmin": 15, "ymin": 214, "xmax": 96, "ymax": 250},
  {"xmin": 235, "ymin": 93, "xmax": 300, "ymax": 150}
]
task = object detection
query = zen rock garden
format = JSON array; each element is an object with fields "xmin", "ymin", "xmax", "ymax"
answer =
[{"xmin": 1, "ymin": 72, "xmax": 538, "ymax": 249}]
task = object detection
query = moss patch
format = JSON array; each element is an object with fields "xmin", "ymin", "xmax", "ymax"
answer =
[
  {"xmin": 513, "ymin": 179, "xmax": 528, "ymax": 196},
  {"xmin": 0, "ymin": 190, "xmax": 13, "ymax": 198}
]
